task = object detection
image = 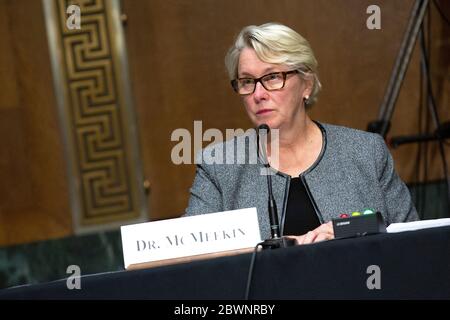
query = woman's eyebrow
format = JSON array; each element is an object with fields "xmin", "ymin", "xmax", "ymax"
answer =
[{"xmin": 238, "ymin": 67, "xmax": 278, "ymax": 78}]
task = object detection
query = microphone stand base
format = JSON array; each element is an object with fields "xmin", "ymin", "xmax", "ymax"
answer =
[{"xmin": 260, "ymin": 237, "xmax": 296, "ymax": 250}]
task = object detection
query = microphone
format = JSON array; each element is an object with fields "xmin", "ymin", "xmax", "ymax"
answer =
[{"xmin": 257, "ymin": 124, "xmax": 296, "ymax": 249}]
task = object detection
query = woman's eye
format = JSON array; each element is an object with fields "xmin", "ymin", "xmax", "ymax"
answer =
[
  {"xmin": 241, "ymin": 79, "xmax": 253, "ymax": 86},
  {"xmin": 266, "ymin": 74, "xmax": 281, "ymax": 81}
]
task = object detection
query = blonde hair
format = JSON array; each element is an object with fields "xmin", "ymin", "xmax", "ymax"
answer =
[{"xmin": 225, "ymin": 22, "xmax": 322, "ymax": 106}]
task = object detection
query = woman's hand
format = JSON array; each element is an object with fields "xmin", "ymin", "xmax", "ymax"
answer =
[{"xmin": 285, "ymin": 221, "xmax": 334, "ymax": 245}]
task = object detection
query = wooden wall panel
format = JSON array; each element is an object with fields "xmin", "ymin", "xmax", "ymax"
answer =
[
  {"xmin": 0, "ymin": 4, "xmax": 19, "ymax": 110},
  {"xmin": 0, "ymin": 0, "xmax": 71, "ymax": 246},
  {"xmin": 42, "ymin": 0, "xmax": 148, "ymax": 232}
]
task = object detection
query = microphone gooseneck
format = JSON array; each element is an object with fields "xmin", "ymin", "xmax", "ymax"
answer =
[
  {"xmin": 257, "ymin": 124, "xmax": 295, "ymax": 249},
  {"xmin": 257, "ymin": 124, "xmax": 281, "ymax": 239}
]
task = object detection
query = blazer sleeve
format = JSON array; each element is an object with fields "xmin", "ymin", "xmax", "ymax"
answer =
[
  {"xmin": 184, "ymin": 150, "xmax": 223, "ymax": 216},
  {"xmin": 373, "ymin": 134, "xmax": 419, "ymax": 223}
]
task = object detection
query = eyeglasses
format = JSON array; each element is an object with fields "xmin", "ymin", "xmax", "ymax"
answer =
[{"xmin": 231, "ymin": 70, "xmax": 301, "ymax": 95}]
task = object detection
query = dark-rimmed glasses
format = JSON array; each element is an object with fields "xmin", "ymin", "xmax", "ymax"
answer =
[{"xmin": 231, "ymin": 70, "xmax": 300, "ymax": 95}]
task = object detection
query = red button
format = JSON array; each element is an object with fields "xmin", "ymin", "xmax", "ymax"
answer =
[{"xmin": 339, "ymin": 214, "xmax": 349, "ymax": 218}]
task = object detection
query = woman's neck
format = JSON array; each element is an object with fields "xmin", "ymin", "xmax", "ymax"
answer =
[
  {"xmin": 272, "ymin": 116, "xmax": 315, "ymax": 151},
  {"xmin": 266, "ymin": 115, "xmax": 322, "ymax": 176}
]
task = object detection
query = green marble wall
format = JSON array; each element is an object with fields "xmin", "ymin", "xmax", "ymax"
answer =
[
  {"xmin": 0, "ymin": 181, "xmax": 448, "ymax": 290},
  {"xmin": 0, "ymin": 230, "xmax": 124, "ymax": 289}
]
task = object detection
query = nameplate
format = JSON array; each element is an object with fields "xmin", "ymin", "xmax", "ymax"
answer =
[{"xmin": 120, "ymin": 207, "xmax": 261, "ymax": 269}]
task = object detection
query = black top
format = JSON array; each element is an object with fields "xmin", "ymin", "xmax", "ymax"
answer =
[{"xmin": 283, "ymin": 177, "xmax": 321, "ymax": 235}]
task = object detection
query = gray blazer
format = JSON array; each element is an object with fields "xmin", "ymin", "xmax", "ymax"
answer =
[{"xmin": 185, "ymin": 122, "xmax": 419, "ymax": 239}]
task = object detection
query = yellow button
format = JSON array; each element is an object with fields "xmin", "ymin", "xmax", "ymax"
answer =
[{"xmin": 351, "ymin": 212, "xmax": 361, "ymax": 216}]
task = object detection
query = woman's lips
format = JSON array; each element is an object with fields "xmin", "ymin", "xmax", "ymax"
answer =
[{"xmin": 256, "ymin": 109, "xmax": 273, "ymax": 115}]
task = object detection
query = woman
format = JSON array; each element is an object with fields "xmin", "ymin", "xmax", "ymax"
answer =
[{"xmin": 185, "ymin": 22, "xmax": 418, "ymax": 244}]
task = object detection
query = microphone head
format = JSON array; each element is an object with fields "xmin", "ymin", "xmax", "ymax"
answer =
[{"xmin": 257, "ymin": 124, "xmax": 270, "ymax": 134}]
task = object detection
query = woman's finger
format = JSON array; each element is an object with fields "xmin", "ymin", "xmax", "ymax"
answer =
[
  {"xmin": 313, "ymin": 232, "xmax": 333, "ymax": 243},
  {"xmin": 301, "ymin": 231, "xmax": 318, "ymax": 244},
  {"xmin": 314, "ymin": 222, "xmax": 334, "ymax": 237}
]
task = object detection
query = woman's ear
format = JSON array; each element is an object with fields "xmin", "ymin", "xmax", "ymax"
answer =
[{"xmin": 303, "ymin": 75, "xmax": 314, "ymax": 98}]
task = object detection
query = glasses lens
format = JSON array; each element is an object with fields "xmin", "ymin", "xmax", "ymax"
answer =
[
  {"xmin": 237, "ymin": 78, "xmax": 255, "ymax": 94},
  {"xmin": 234, "ymin": 72, "xmax": 288, "ymax": 94},
  {"xmin": 261, "ymin": 72, "xmax": 284, "ymax": 90}
]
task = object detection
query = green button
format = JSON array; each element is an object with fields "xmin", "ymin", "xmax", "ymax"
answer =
[{"xmin": 363, "ymin": 208, "xmax": 375, "ymax": 215}]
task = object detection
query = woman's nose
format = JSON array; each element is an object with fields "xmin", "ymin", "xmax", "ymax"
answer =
[{"xmin": 253, "ymin": 81, "xmax": 269, "ymax": 101}]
